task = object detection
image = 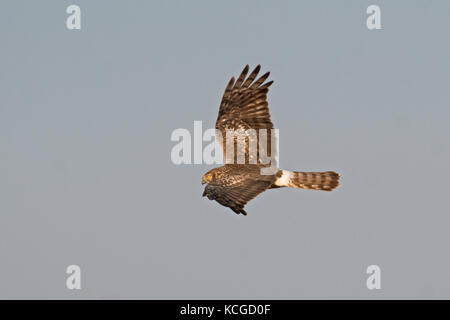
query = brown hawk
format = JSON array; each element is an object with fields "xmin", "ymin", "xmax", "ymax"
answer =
[{"xmin": 202, "ymin": 65, "xmax": 340, "ymax": 215}]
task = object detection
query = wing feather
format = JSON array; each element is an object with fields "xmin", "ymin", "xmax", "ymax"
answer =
[
  {"xmin": 233, "ymin": 65, "xmax": 249, "ymax": 90},
  {"xmin": 215, "ymin": 65, "xmax": 276, "ymax": 165},
  {"xmin": 204, "ymin": 179, "xmax": 272, "ymax": 215}
]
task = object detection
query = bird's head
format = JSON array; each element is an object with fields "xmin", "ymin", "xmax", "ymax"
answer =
[{"xmin": 201, "ymin": 169, "xmax": 217, "ymax": 185}]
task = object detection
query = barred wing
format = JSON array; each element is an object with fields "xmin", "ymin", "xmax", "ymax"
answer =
[
  {"xmin": 215, "ymin": 65, "xmax": 277, "ymax": 166},
  {"xmin": 203, "ymin": 179, "xmax": 272, "ymax": 215}
]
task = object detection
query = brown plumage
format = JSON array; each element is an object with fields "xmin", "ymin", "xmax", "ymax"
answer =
[{"xmin": 202, "ymin": 65, "xmax": 340, "ymax": 215}]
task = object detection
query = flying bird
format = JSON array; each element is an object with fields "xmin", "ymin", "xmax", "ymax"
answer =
[{"xmin": 202, "ymin": 65, "xmax": 340, "ymax": 215}]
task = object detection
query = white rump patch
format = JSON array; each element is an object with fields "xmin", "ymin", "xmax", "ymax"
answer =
[{"xmin": 274, "ymin": 170, "xmax": 293, "ymax": 187}]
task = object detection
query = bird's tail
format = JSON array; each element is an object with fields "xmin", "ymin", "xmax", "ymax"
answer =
[{"xmin": 275, "ymin": 170, "xmax": 340, "ymax": 191}]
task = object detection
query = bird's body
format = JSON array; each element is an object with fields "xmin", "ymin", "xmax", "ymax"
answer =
[{"xmin": 202, "ymin": 65, "xmax": 340, "ymax": 215}]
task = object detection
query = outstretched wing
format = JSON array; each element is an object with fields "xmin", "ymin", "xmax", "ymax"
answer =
[
  {"xmin": 215, "ymin": 65, "xmax": 276, "ymax": 165},
  {"xmin": 203, "ymin": 179, "xmax": 272, "ymax": 215}
]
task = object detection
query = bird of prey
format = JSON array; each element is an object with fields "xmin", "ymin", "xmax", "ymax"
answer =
[{"xmin": 202, "ymin": 65, "xmax": 340, "ymax": 215}]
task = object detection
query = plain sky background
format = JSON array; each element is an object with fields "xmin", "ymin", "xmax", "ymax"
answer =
[{"xmin": 1, "ymin": 0, "xmax": 449, "ymax": 299}]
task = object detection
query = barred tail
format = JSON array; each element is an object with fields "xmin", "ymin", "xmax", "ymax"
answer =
[{"xmin": 274, "ymin": 170, "xmax": 340, "ymax": 191}]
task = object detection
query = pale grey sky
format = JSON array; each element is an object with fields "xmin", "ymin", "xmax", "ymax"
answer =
[{"xmin": 1, "ymin": 0, "xmax": 449, "ymax": 299}]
